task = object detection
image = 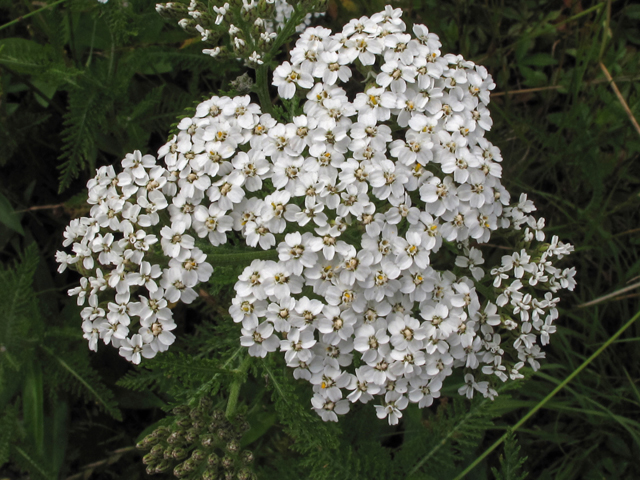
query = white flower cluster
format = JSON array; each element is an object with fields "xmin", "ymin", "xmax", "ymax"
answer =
[
  {"xmin": 234, "ymin": 7, "xmax": 575, "ymax": 423},
  {"xmin": 157, "ymin": 0, "xmax": 324, "ymax": 64},
  {"xmin": 55, "ymin": 150, "xmax": 213, "ymax": 364},
  {"xmin": 58, "ymin": 6, "xmax": 575, "ymax": 424}
]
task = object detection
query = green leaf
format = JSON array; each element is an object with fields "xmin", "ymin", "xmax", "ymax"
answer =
[
  {"xmin": 44, "ymin": 398, "xmax": 69, "ymax": 476},
  {"xmin": 0, "ymin": 192, "xmax": 24, "ymax": 235},
  {"xmin": 41, "ymin": 346, "xmax": 122, "ymax": 421},
  {"xmin": 22, "ymin": 362, "xmax": 45, "ymax": 457},
  {"xmin": 12, "ymin": 445, "xmax": 55, "ymax": 480},
  {"xmin": 518, "ymin": 65, "xmax": 548, "ymax": 87},
  {"xmin": 624, "ymin": 5, "xmax": 640, "ymax": 20},
  {"xmin": 0, "ymin": 404, "xmax": 17, "ymax": 467},
  {"xmin": 0, "ymin": 38, "xmax": 52, "ymax": 74},
  {"xmin": 0, "ymin": 244, "xmax": 40, "ymax": 371},
  {"xmin": 491, "ymin": 430, "xmax": 528, "ymax": 480},
  {"xmin": 522, "ymin": 53, "xmax": 558, "ymax": 67}
]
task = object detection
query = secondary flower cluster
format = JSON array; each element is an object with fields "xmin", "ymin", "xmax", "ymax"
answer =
[
  {"xmin": 58, "ymin": 6, "xmax": 575, "ymax": 424},
  {"xmin": 155, "ymin": 0, "xmax": 325, "ymax": 64},
  {"xmin": 55, "ymin": 149, "xmax": 208, "ymax": 364}
]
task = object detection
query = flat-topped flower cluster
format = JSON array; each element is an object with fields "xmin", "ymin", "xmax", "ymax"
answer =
[{"xmin": 57, "ymin": 6, "xmax": 575, "ymax": 424}]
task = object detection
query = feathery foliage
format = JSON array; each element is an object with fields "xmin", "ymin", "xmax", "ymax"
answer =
[{"xmin": 492, "ymin": 430, "xmax": 528, "ymax": 480}]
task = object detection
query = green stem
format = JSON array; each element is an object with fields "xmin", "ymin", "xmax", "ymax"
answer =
[
  {"xmin": 255, "ymin": 64, "xmax": 273, "ymax": 115},
  {"xmin": 225, "ymin": 354, "xmax": 251, "ymax": 420},
  {"xmin": 553, "ymin": 2, "xmax": 605, "ymax": 28},
  {"xmin": 453, "ymin": 308, "xmax": 640, "ymax": 480},
  {"xmin": 204, "ymin": 248, "xmax": 279, "ymax": 266},
  {"xmin": 0, "ymin": 0, "xmax": 67, "ymax": 33}
]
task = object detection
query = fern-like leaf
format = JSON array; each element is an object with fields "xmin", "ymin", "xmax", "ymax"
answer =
[
  {"xmin": 41, "ymin": 345, "xmax": 122, "ymax": 421},
  {"xmin": 491, "ymin": 430, "xmax": 529, "ymax": 480},
  {"xmin": 57, "ymin": 80, "xmax": 110, "ymax": 192},
  {"xmin": 399, "ymin": 396, "xmax": 497, "ymax": 479},
  {"xmin": 0, "ymin": 244, "xmax": 41, "ymax": 372},
  {"xmin": 0, "ymin": 403, "xmax": 17, "ymax": 467},
  {"xmin": 11, "ymin": 445, "xmax": 55, "ymax": 480},
  {"xmin": 261, "ymin": 357, "xmax": 340, "ymax": 455}
]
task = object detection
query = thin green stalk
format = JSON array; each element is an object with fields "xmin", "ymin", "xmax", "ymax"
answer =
[
  {"xmin": 453, "ymin": 308, "xmax": 640, "ymax": 480},
  {"xmin": 255, "ymin": 64, "xmax": 273, "ymax": 115},
  {"xmin": 205, "ymin": 248, "xmax": 279, "ymax": 266},
  {"xmin": 553, "ymin": 2, "xmax": 605, "ymax": 29},
  {"xmin": 0, "ymin": 0, "xmax": 67, "ymax": 32},
  {"xmin": 225, "ymin": 354, "xmax": 251, "ymax": 420}
]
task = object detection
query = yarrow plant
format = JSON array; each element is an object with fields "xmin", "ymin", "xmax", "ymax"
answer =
[{"xmin": 57, "ymin": 5, "xmax": 576, "ymax": 425}]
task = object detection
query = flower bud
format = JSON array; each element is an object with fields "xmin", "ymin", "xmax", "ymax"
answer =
[
  {"xmin": 173, "ymin": 464, "xmax": 187, "ymax": 478},
  {"xmin": 154, "ymin": 460, "xmax": 171, "ymax": 473},
  {"xmin": 183, "ymin": 458, "xmax": 197, "ymax": 472},
  {"xmin": 150, "ymin": 444, "xmax": 164, "ymax": 457},
  {"xmin": 237, "ymin": 468, "xmax": 256, "ymax": 480},
  {"xmin": 221, "ymin": 455, "xmax": 234, "ymax": 470},
  {"xmin": 163, "ymin": 446, "xmax": 174, "ymax": 460},
  {"xmin": 241, "ymin": 450, "xmax": 254, "ymax": 465},
  {"xmin": 191, "ymin": 449, "xmax": 205, "ymax": 462},
  {"xmin": 176, "ymin": 416, "xmax": 192, "ymax": 429},
  {"xmin": 226, "ymin": 440, "xmax": 240, "ymax": 454},
  {"xmin": 185, "ymin": 428, "xmax": 199, "ymax": 443},
  {"xmin": 201, "ymin": 434, "xmax": 215, "ymax": 447},
  {"xmin": 152, "ymin": 426, "xmax": 169, "ymax": 438},
  {"xmin": 216, "ymin": 428, "xmax": 231, "ymax": 441},
  {"xmin": 202, "ymin": 469, "xmax": 218, "ymax": 480},
  {"xmin": 207, "ymin": 452, "xmax": 220, "ymax": 467},
  {"xmin": 172, "ymin": 447, "xmax": 187, "ymax": 460},
  {"xmin": 167, "ymin": 431, "xmax": 183, "ymax": 444},
  {"xmin": 173, "ymin": 406, "xmax": 190, "ymax": 417}
]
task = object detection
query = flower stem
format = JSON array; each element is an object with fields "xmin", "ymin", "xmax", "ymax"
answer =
[
  {"xmin": 255, "ymin": 64, "xmax": 273, "ymax": 115},
  {"xmin": 0, "ymin": 0, "xmax": 67, "ymax": 32},
  {"xmin": 204, "ymin": 248, "xmax": 279, "ymax": 266},
  {"xmin": 225, "ymin": 354, "xmax": 251, "ymax": 420}
]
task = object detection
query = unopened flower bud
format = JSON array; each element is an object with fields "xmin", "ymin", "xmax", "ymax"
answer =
[
  {"xmin": 172, "ymin": 447, "xmax": 187, "ymax": 460},
  {"xmin": 154, "ymin": 460, "xmax": 171, "ymax": 473},
  {"xmin": 173, "ymin": 464, "xmax": 187, "ymax": 478},
  {"xmin": 241, "ymin": 450, "xmax": 254, "ymax": 465},
  {"xmin": 203, "ymin": 469, "xmax": 218, "ymax": 480},
  {"xmin": 226, "ymin": 440, "xmax": 240, "ymax": 454},
  {"xmin": 207, "ymin": 452, "xmax": 220, "ymax": 467},
  {"xmin": 191, "ymin": 449, "xmax": 205, "ymax": 462},
  {"xmin": 221, "ymin": 455, "xmax": 234, "ymax": 470}
]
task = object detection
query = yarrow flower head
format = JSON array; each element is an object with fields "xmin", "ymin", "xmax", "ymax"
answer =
[{"xmin": 58, "ymin": 6, "xmax": 575, "ymax": 424}]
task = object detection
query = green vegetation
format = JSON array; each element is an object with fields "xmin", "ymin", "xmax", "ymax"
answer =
[{"xmin": 0, "ymin": 0, "xmax": 639, "ymax": 478}]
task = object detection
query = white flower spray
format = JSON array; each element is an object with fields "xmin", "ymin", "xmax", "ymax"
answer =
[{"xmin": 58, "ymin": 5, "xmax": 575, "ymax": 425}]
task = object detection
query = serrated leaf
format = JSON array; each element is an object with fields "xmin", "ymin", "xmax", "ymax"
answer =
[
  {"xmin": 0, "ymin": 404, "xmax": 17, "ymax": 467},
  {"xmin": 12, "ymin": 445, "xmax": 55, "ymax": 480},
  {"xmin": 41, "ymin": 346, "xmax": 122, "ymax": 421},
  {"xmin": 0, "ymin": 38, "xmax": 52, "ymax": 73}
]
